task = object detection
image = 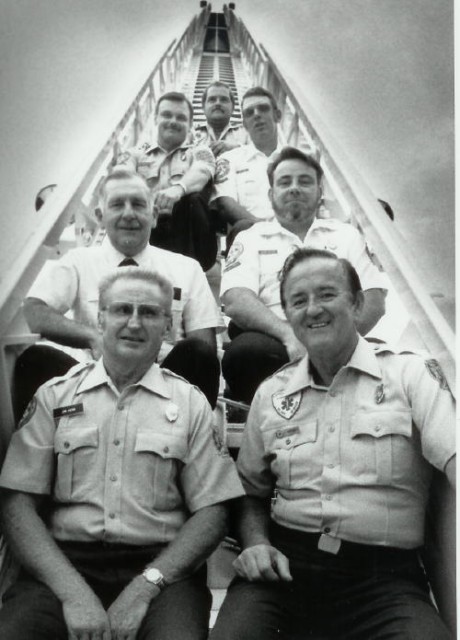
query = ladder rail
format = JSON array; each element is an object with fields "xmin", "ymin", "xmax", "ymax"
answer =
[{"xmin": 225, "ymin": 6, "xmax": 455, "ymax": 393}]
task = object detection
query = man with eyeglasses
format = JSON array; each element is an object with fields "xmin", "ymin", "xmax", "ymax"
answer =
[
  {"xmin": 22, "ymin": 170, "xmax": 222, "ymax": 409},
  {"xmin": 0, "ymin": 267, "xmax": 245, "ymax": 640}
]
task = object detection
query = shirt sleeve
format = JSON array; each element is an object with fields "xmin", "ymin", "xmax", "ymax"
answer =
[
  {"xmin": 237, "ymin": 389, "xmax": 274, "ymax": 498},
  {"xmin": 190, "ymin": 144, "xmax": 216, "ymax": 180},
  {"xmin": 182, "ymin": 260, "xmax": 225, "ymax": 333},
  {"xmin": 402, "ymin": 354, "xmax": 456, "ymax": 472},
  {"xmin": 0, "ymin": 389, "xmax": 56, "ymax": 494},
  {"xmin": 113, "ymin": 147, "xmax": 141, "ymax": 172},
  {"xmin": 180, "ymin": 389, "xmax": 245, "ymax": 512},
  {"xmin": 343, "ymin": 225, "xmax": 387, "ymax": 291},
  {"xmin": 220, "ymin": 229, "xmax": 260, "ymax": 297},
  {"xmin": 209, "ymin": 149, "xmax": 238, "ymax": 203},
  {"xmin": 26, "ymin": 250, "xmax": 80, "ymax": 314}
]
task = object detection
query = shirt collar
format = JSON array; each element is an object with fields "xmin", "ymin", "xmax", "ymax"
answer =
[
  {"xmin": 102, "ymin": 241, "xmax": 152, "ymax": 266},
  {"xmin": 282, "ymin": 337, "xmax": 382, "ymax": 396},
  {"xmin": 143, "ymin": 135, "xmax": 192, "ymax": 155},
  {"xmin": 77, "ymin": 359, "xmax": 171, "ymax": 398},
  {"xmin": 245, "ymin": 138, "xmax": 283, "ymax": 161}
]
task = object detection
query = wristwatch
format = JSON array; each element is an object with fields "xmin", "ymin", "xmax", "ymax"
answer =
[{"xmin": 142, "ymin": 567, "xmax": 167, "ymax": 590}]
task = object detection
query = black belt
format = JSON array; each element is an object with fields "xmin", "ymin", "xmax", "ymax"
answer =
[{"xmin": 270, "ymin": 522, "xmax": 420, "ymax": 567}]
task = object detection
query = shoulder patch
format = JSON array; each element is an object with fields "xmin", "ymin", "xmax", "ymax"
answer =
[
  {"xmin": 194, "ymin": 148, "xmax": 214, "ymax": 163},
  {"xmin": 215, "ymin": 157, "xmax": 231, "ymax": 183},
  {"xmin": 17, "ymin": 397, "xmax": 37, "ymax": 430},
  {"xmin": 116, "ymin": 151, "xmax": 132, "ymax": 165},
  {"xmin": 425, "ymin": 359, "xmax": 450, "ymax": 391},
  {"xmin": 224, "ymin": 241, "xmax": 244, "ymax": 272},
  {"xmin": 211, "ymin": 424, "xmax": 230, "ymax": 457}
]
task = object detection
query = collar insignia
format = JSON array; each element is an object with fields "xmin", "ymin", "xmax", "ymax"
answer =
[{"xmin": 272, "ymin": 392, "xmax": 301, "ymax": 420}]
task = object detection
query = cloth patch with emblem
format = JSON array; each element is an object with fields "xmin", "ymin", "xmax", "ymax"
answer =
[
  {"xmin": 224, "ymin": 241, "xmax": 244, "ymax": 273},
  {"xmin": 211, "ymin": 424, "xmax": 229, "ymax": 457},
  {"xmin": 17, "ymin": 397, "xmax": 37, "ymax": 430},
  {"xmin": 194, "ymin": 148, "xmax": 214, "ymax": 164},
  {"xmin": 215, "ymin": 157, "xmax": 231, "ymax": 183},
  {"xmin": 117, "ymin": 151, "xmax": 132, "ymax": 165},
  {"xmin": 425, "ymin": 359, "xmax": 450, "ymax": 391},
  {"xmin": 272, "ymin": 392, "xmax": 302, "ymax": 419}
]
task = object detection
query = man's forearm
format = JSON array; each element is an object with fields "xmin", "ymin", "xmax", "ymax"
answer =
[
  {"xmin": 182, "ymin": 164, "xmax": 213, "ymax": 194},
  {"xmin": 214, "ymin": 197, "xmax": 259, "ymax": 224},
  {"xmin": 23, "ymin": 298, "xmax": 98, "ymax": 350},
  {"xmin": 1, "ymin": 491, "xmax": 93, "ymax": 602},
  {"xmin": 224, "ymin": 289, "xmax": 290, "ymax": 343},
  {"xmin": 145, "ymin": 503, "xmax": 229, "ymax": 585},
  {"xmin": 237, "ymin": 496, "xmax": 272, "ymax": 549}
]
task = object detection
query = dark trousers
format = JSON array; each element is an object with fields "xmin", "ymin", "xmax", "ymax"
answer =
[
  {"xmin": 222, "ymin": 325, "xmax": 289, "ymax": 405},
  {"xmin": 149, "ymin": 194, "xmax": 218, "ymax": 272},
  {"xmin": 210, "ymin": 523, "xmax": 452, "ymax": 640},
  {"xmin": 0, "ymin": 542, "xmax": 211, "ymax": 640},
  {"xmin": 13, "ymin": 338, "xmax": 220, "ymax": 423}
]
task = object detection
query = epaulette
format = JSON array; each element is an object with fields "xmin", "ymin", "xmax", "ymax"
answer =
[
  {"xmin": 372, "ymin": 342, "xmax": 427, "ymax": 358},
  {"xmin": 160, "ymin": 366, "xmax": 208, "ymax": 400},
  {"xmin": 41, "ymin": 360, "xmax": 96, "ymax": 389},
  {"xmin": 261, "ymin": 355, "xmax": 304, "ymax": 383}
]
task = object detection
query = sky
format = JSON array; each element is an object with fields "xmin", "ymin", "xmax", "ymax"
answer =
[{"xmin": 0, "ymin": 0, "xmax": 455, "ymax": 325}]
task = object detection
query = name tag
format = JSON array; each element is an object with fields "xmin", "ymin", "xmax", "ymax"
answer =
[
  {"xmin": 236, "ymin": 168, "xmax": 249, "ymax": 174},
  {"xmin": 53, "ymin": 403, "xmax": 84, "ymax": 419},
  {"xmin": 259, "ymin": 249, "xmax": 278, "ymax": 255},
  {"xmin": 173, "ymin": 287, "xmax": 182, "ymax": 301},
  {"xmin": 275, "ymin": 426, "xmax": 300, "ymax": 439}
]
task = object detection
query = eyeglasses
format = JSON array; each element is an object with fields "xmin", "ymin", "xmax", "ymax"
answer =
[
  {"xmin": 242, "ymin": 103, "xmax": 272, "ymax": 118},
  {"xmin": 102, "ymin": 303, "xmax": 170, "ymax": 323}
]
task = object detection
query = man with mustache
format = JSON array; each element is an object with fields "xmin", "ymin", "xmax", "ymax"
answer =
[
  {"xmin": 23, "ymin": 170, "xmax": 222, "ymax": 409},
  {"xmin": 193, "ymin": 81, "xmax": 248, "ymax": 157},
  {"xmin": 0, "ymin": 267, "xmax": 244, "ymax": 640},
  {"xmin": 116, "ymin": 91, "xmax": 217, "ymax": 271},
  {"xmin": 220, "ymin": 147, "xmax": 386, "ymax": 405}
]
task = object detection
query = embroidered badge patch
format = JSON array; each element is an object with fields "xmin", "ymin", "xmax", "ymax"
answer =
[
  {"xmin": 425, "ymin": 359, "xmax": 450, "ymax": 391},
  {"xmin": 272, "ymin": 392, "xmax": 301, "ymax": 420},
  {"xmin": 194, "ymin": 148, "xmax": 214, "ymax": 163},
  {"xmin": 211, "ymin": 424, "xmax": 230, "ymax": 457},
  {"xmin": 224, "ymin": 241, "xmax": 244, "ymax": 272},
  {"xmin": 215, "ymin": 157, "xmax": 231, "ymax": 183},
  {"xmin": 374, "ymin": 384, "xmax": 385, "ymax": 404},
  {"xmin": 17, "ymin": 397, "xmax": 37, "ymax": 430}
]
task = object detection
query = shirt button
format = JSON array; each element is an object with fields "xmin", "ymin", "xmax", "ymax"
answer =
[
  {"xmin": 327, "ymin": 463, "xmax": 334, "ymax": 469},
  {"xmin": 163, "ymin": 446, "xmax": 170, "ymax": 454},
  {"xmin": 109, "ymin": 513, "xmax": 115, "ymax": 519},
  {"xmin": 110, "ymin": 475, "xmax": 117, "ymax": 482},
  {"xmin": 285, "ymin": 439, "xmax": 291, "ymax": 445},
  {"xmin": 329, "ymin": 391, "xmax": 337, "ymax": 398},
  {"xmin": 325, "ymin": 495, "xmax": 332, "ymax": 501},
  {"xmin": 276, "ymin": 431, "xmax": 283, "ymax": 438},
  {"xmin": 324, "ymin": 527, "xmax": 331, "ymax": 533},
  {"xmin": 118, "ymin": 405, "xmax": 125, "ymax": 411},
  {"xmin": 328, "ymin": 426, "xmax": 335, "ymax": 433},
  {"xmin": 375, "ymin": 426, "xmax": 381, "ymax": 432},
  {"xmin": 63, "ymin": 441, "xmax": 70, "ymax": 449},
  {"xmin": 113, "ymin": 439, "xmax": 120, "ymax": 446}
]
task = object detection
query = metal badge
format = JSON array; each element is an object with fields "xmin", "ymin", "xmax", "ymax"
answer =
[
  {"xmin": 272, "ymin": 392, "xmax": 301, "ymax": 420},
  {"xmin": 165, "ymin": 403, "xmax": 179, "ymax": 422}
]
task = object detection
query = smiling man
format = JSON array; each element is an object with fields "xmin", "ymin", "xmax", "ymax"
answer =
[
  {"xmin": 115, "ymin": 91, "xmax": 217, "ymax": 271},
  {"xmin": 193, "ymin": 81, "xmax": 248, "ymax": 157},
  {"xmin": 220, "ymin": 146, "xmax": 387, "ymax": 404},
  {"xmin": 212, "ymin": 248, "xmax": 456, "ymax": 640},
  {"xmin": 0, "ymin": 267, "xmax": 244, "ymax": 640},
  {"xmin": 23, "ymin": 170, "xmax": 222, "ymax": 408}
]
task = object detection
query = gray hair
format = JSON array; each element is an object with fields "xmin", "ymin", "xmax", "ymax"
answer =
[{"xmin": 98, "ymin": 267, "xmax": 173, "ymax": 313}]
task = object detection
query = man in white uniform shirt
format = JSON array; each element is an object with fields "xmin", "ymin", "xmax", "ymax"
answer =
[
  {"xmin": 22, "ymin": 170, "xmax": 222, "ymax": 408},
  {"xmin": 220, "ymin": 147, "xmax": 386, "ymax": 404}
]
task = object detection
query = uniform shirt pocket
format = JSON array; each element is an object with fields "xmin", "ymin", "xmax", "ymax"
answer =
[
  {"xmin": 265, "ymin": 421, "xmax": 318, "ymax": 488},
  {"xmin": 350, "ymin": 411, "xmax": 413, "ymax": 482},
  {"xmin": 133, "ymin": 432, "xmax": 188, "ymax": 511},
  {"xmin": 54, "ymin": 424, "xmax": 99, "ymax": 502}
]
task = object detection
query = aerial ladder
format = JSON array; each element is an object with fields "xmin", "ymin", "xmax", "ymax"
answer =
[{"xmin": 0, "ymin": 3, "xmax": 455, "ymax": 633}]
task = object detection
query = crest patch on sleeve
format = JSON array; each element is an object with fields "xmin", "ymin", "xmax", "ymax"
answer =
[
  {"xmin": 17, "ymin": 397, "xmax": 37, "ymax": 430},
  {"xmin": 272, "ymin": 392, "xmax": 302, "ymax": 419},
  {"xmin": 211, "ymin": 424, "xmax": 230, "ymax": 457},
  {"xmin": 215, "ymin": 158, "xmax": 231, "ymax": 183},
  {"xmin": 425, "ymin": 359, "xmax": 450, "ymax": 390},
  {"xmin": 224, "ymin": 241, "xmax": 244, "ymax": 272},
  {"xmin": 194, "ymin": 148, "xmax": 214, "ymax": 164}
]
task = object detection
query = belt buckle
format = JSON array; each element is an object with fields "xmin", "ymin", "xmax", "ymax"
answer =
[{"xmin": 318, "ymin": 533, "xmax": 341, "ymax": 554}]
